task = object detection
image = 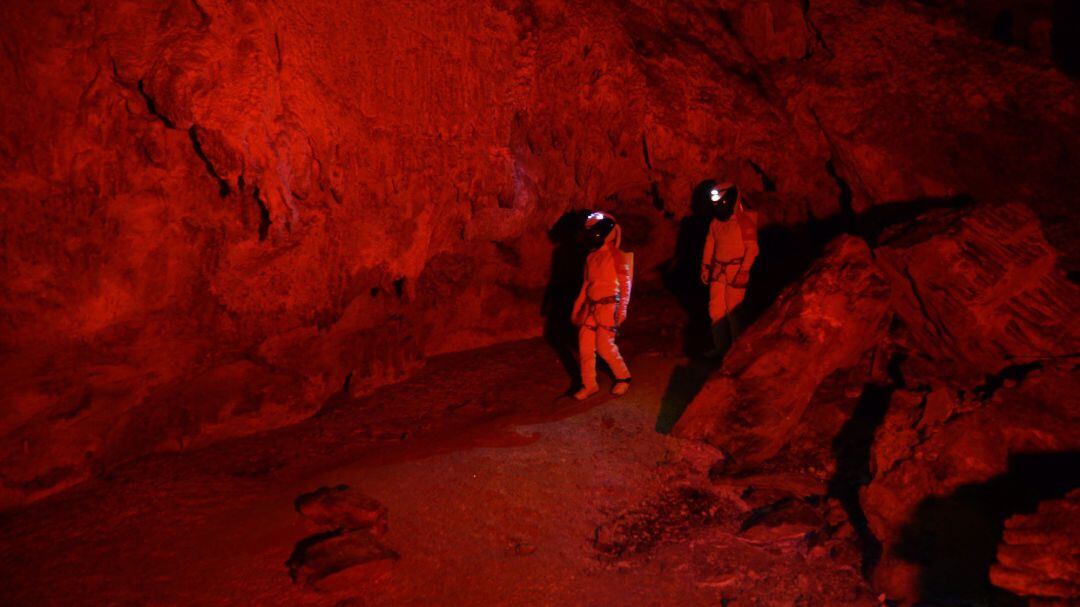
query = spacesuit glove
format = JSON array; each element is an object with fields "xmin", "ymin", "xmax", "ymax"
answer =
[
  {"xmin": 730, "ymin": 273, "xmax": 748, "ymax": 289},
  {"xmin": 700, "ymin": 267, "xmax": 710, "ymax": 285}
]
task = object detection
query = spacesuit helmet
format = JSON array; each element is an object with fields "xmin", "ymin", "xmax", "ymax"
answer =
[
  {"xmin": 708, "ymin": 182, "xmax": 739, "ymax": 221},
  {"xmin": 582, "ymin": 211, "xmax": 617, "ymax": 250}
]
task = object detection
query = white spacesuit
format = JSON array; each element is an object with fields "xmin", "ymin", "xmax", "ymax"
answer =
[
  {"xmin": 700, "ymin": 182, "xmax": 758, "ymax": 356},
  {"xmin": 571, "ymin": 212, "xmax": 633, "ymax": 400}
]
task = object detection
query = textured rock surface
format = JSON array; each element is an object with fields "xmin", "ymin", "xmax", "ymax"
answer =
[
  {"xmin": 862, "ymin": 204, "xmax": 1080, "ymax": 601},
  {"xmin": 865, "ymin": 365, "xmax": 1080, "ymax": 602},
  {"xmin": 286, "ymin": 529, "xmax": 399, "ymax": 591},
  {"xmin": 672, "ymin": 235, "xmax": 892, "ymax": 464},
  {"xmin": 295, "ymin": 485, "xmax": 388, "ymax": 535},
  {"xmin": 674, "ymin": 202, "xmax": 1079, "ymax": 603},
  {"xmin": 991, "ymin": 489, "xmax": 1080, "ymax": 605},
  {"xmin": 1, "ymin": 0, "xmax": 1078, "ymax": 508},
  {"xmin": 876, "ymin": 203, "xmax": 1079, "ymax": 384}
]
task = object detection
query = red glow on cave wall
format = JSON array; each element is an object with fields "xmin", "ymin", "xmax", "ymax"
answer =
[{"xmin": 0, "ymin": 0, "xmax": 1078, "ymax": 604}]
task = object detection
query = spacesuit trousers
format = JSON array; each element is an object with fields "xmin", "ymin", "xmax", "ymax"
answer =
[
  {"xmin": 578, "ymin": 303, "xmax": 630, "ymax": 390},
  {"xmin": 708, "ymin": 272, "xmax": 746, "ymax": 350}
]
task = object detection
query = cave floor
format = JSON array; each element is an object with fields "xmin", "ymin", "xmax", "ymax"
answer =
[{"xmin": 0, "ymin": 296, "xmax": 873, "ymax": 606}]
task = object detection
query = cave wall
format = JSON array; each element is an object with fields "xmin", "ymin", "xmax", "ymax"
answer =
[{"xmin": 1, "ymin": 0, "xmax": 1077, "ymax": 508}]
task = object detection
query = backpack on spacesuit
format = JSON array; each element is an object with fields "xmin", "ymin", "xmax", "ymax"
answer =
[{"xmin": 612, "ymin": 241, "xmax": 633, "ymax": 326}]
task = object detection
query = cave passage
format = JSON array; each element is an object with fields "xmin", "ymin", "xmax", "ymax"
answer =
[{"xmin": 2, "ymin": 0, "xmax": 1079, "ymax": 605}]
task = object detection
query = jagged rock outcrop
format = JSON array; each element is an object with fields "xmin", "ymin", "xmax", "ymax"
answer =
[
  {"xmin": 674, "ymin": 203, "xmax": 1079, "ymax": 603},
  {"xmin": 864, "ymin": 365, "xmax": 1080, "ymax": 602},
  {"xmin": 288, "ymin": 485, "xmax": 398, "ymax": 591},
  {"xmin": 875, "ymin": 203, "xmax": 1079, "ymax": 384},
  {"xmin": 863, "ymin": 204, "xmax": 1079, "ymax": 602},
  {"xmin": 296, "ymin": 484, "xmax": 389, "ymax": 536},
  {"xmin": 991, "ymin": 489, "xmax": 1080, "ymax": 605},
  {"xmin": 1, "ymin": 0, "xmax": 1077, "ymax": 508},
  {"xmin": 673, "ymin": 235, "xmax": 892, "ymax": 464}
]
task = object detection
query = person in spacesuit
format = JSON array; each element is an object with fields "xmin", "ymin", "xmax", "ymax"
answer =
[
  {"xmin": 571, "ymin": 211, "xmax": 634, "ymax": 400},
  {"xmin": 700, "ymin": 182, "xmax": 759, "ymax": 357}
]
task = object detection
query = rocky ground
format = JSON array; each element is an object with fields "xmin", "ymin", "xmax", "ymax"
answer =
[
  {"xmin": 1, "ymin": 200, "xmax": 1076, "ymax": 606},
  {"xmin": 0, "ymin": 294, "xmax": 875, "ymax": 606}
]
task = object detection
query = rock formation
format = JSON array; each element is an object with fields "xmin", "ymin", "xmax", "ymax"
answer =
[
  {"xmin": 1, "ymin": 0, "xmax": 1077, "ymax": 513},
  {"xmin": 673, "ymin": 235, "xmax": 892, "ymax": 463},
  {"xmin": 288, "ymin": 485, "xmax": 398, "ymax": 591},
  {"xmin": 675, "ymin": 202, "xmax": 1080, "ymax": 603},
  {"xmin": 991, "ymin": 489, "xmax": 1080, "ymax": 605}
]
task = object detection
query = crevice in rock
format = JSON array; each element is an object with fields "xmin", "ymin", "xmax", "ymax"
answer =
[
  {"xmin": 649, "ymin": 181, "xmax": 666, "ymax": 214},
  {"xmin": 136, "ymin": 80, "xmax": 175, "ymax": 129},
  {"xmin": 274, "ymin": 31, "xmax": 283, "ymax": 72},
  {"xmin": 900, "ymin": 266, "xmax": 956, "ymax": 347},
  {"xmin": 641, "ymin": 132, "xmax": 653, "ymax": 171},
  {"xmin": 827, "ymin": 363, "xmax": 901, "ymax": 577},
  {"xmin": 748, "ymin": 159, "xmax": 776, "ymax": 192},
  {"xmin": 858, "ymin": 195, "xmax": 973, "ymax": 247},
  {"xmin": 190, "ymin": 0, "xmax": 211, "ymax": 27},
  {"xmin": 49, "ymin": 390, "xmax": 93, "ymax": 421},
  {"xmin": 824, "ymin": 159, "xmax": 855, "ymax": 226},
  {"xmin": 251, "ymin": 187, "xmax": 272, "ymax": 241},
  {"xmin": 971, "ymin": 362, "xmax": 1043, "ymax": 402},
  {"xmin": 801, "ymin": 0, "xmax": 833, "ymax": 59},
  {"xmin": 188, "ymin": 126, "xmax": 231, "ymax": 197}
]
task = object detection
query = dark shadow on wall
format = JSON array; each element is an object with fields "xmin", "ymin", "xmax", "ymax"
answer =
[
  {"xmin": 894, "ymin": 451, "xmax": 1080, "ymax": 605},
  {"xmin": 661, "ymin": 180, "xmax": 715, "ymax": 358},
  {"xmin": 1053, "ymin": 0, "xmax": 1080, "ymax": 76},
  {"xmin": 827, "ymin": 380, "xmax": 898, "ymax": 577},
  {"xmin": 541, "ymin": 210, "xmax": 590, "ymax": 394}
]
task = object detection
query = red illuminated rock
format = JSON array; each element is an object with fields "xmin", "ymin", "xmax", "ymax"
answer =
[
  {"xmin": 991, "ymin": 489, "xmax": 1080, "ymax": 604},
  {"xmin": 286, "ymin": 529, "xmax": 399, "ymax": 591},
  {"xmin": 673, "ymin": 202, "xmax": 1078, "ymax": 602},
  {"xmin": 876, "ymin": 204, "xmax": 1080, "ymax": 384},
  {"xmin": 862, "ymin": 364, "xmax": 1080, "ymax": 603},
  {"xmin": 854, "ymin": 204, "xmax": 1080, "ymax": 601},
  {"xmin": 295, "ymin": 485, "xmax": 388, "ymax": 536},
  {"xmin": 673, "ymin": 235, "xmax": 892, "ymax": 464},
  {"xmin": 1, "ymin": 0, "xmax": 1077, "ymax": 510}
]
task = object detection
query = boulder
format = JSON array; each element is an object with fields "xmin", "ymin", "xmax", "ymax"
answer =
[
  {"xmin": 862, "ymin": 364, "xmax": 1080, "ymax": 603},
  {"xmin": 876, "ymin": 203, "xmax": 1080, "ymax": 385},
  {"xmin": 673, "ymin": 235, "xmax": 891, "ymax": 465},
  {"xmin": 295, "ymin": 485, "xmax": 388, "ymax": 536},
  {"xmin": 286, "ymin": 530, "xmax": 399, "ymax": 591},
  {"xmin": 991, "ymin": 489, "xmax": 1080, "ymax": 605}
]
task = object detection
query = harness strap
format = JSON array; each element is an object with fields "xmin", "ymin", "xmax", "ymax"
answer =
[
  {"xmin": 582, "ymin": 294, "xmax": 621, "ymax": 332},
  {"xmin": 706, "ymin": 257, "xmax": 745, "ymax": 284}
]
